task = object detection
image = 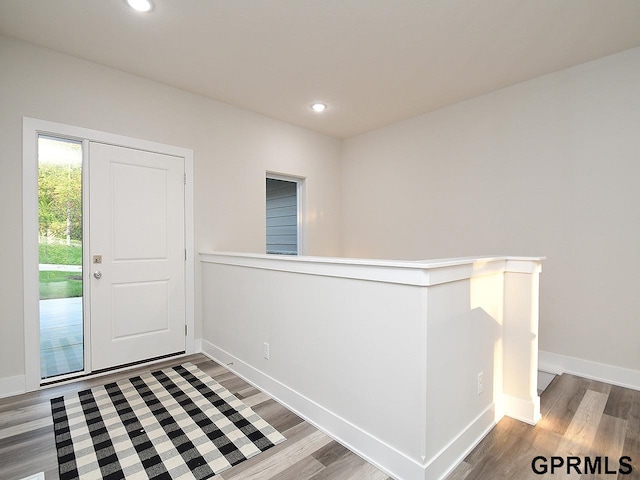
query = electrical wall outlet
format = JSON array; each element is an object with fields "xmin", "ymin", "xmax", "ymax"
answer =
[
  {"xmin": 477, "ymin": 372, "xmax": 484, "ymax": 395},
  {"xmin": 263, "ymin": 342, "xmax": 270, "ymax": 360}
]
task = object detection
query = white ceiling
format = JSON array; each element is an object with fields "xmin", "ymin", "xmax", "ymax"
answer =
[{"xmin": 2, "ymin": 1, "xmax": 640, "ymax": 138}]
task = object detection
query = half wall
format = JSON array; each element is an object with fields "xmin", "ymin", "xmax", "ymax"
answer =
[{"xmin": 200, "ymin": 252, "xmax": 543, "ymax": 480}]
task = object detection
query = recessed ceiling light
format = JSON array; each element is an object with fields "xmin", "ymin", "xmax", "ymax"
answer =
[
  {"xmin": 127, "ymin": 0, "xmax": 153, "ymax": 12},
  {"xmin": 311, "ymin": 103, "xmax": 327, "ymax": 113}
]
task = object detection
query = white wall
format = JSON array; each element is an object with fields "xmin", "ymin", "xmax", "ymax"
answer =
[
  {"xmin": 0, "ymin": 36, "xmax": 342, "ymax": 384},
  {"xmin": 341, "ymin": 47, "xmax": 640, "ymax": 377},
  {"xmin": 4, "ymin": 34, "xmax": 639, "ymax": 393},
  {"xmin": 201, "ymin": 262, "xmax": 426, "ymax": 460}
]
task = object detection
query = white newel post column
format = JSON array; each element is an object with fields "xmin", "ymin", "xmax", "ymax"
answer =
[{"xmin": 502, "ymin": 259, "xmax": 543, "ymax": 425}]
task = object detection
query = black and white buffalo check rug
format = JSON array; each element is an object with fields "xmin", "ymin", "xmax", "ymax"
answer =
[{"xmin": 50, "ymin": 363, "xmax": 286, "ymax": 479}]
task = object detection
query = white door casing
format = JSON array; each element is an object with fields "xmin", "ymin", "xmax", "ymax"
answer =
[{"xmin": 89, "ymin": 142, "xmax": 186, "ymax": 370}]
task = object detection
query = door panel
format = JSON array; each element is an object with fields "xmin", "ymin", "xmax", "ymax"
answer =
[
  {"xmin": 111, "ymin": 280, "xmax": 169, "ymax": 338},
  {"xmin": 112, "ymin": 162, "xmax": 168, "ymax": 260},
  {"xmin": 89, "ymin": 142, "xmax": 185, "ymax": 370}
]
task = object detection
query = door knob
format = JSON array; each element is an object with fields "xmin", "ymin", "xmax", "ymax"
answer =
[{"xmin": 93, "ymin": 271, "xmax": 102, "ymax": 279}]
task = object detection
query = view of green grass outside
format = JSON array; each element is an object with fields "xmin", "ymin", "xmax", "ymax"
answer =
[
  {"xmin": 40, "ymin": 270, "xmax": 83, "ymax": 299},
  {"xmin": 39, "ymin": 243, "xmax": 83, "ymax": 299},
  {"xmin": 39, "ymin": 243, "xmax": 82, "ymax": 265},
  {"xmin": 39, "ymin": 137, "xmax": 84, "ymax": 300}
]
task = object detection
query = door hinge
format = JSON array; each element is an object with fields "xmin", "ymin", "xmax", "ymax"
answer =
[
  {"xmin": 185, "ymin": 249, "xmax": 187, "ymax": 261},
  {"xmin": 184, "ymin": 173, "xmax": 187, "ymax": 185},
  {"xmin": 185, "ymin": 325, "xmax": 188, "ymax": 336}
]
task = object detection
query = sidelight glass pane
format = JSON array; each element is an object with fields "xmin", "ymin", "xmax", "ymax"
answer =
[{"xmin": 38, "ymin": 135, "xmax": 84, "ymax": 379}]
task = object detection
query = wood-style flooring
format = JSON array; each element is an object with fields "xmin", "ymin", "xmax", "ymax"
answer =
[
  {"xmin": 446, "ymin": 373, "xmax": 640, "ymax": 480},
  {"xmin": 0, "ymin": 354, "xmax": 392, "ymax": 480},
  {"xmin": 2, "ymin": 355, "xmax": 639, "ymax": 479}
]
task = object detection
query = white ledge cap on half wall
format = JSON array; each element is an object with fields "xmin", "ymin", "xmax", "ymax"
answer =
[{"xmin": 199, "ymin": 252, "xmax": 544, "ymax": 287}]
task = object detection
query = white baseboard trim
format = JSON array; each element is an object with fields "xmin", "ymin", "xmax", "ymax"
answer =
[
  {"xmin": 200, "ymin": 339, "xmax": 497, "ymax": 480},
  {"xmin": 200, "ymin": 340, "xmax": 419, "ymax": 479},
  {"xmin": 0, "ymin": 374, "xmax": 26, "ymax": 399},
  {"xmin": 427, "ymin": 404, "xmax": 498, "ymax": 480},
  {"xmin": 503, "ymin": 394, "xmax": 541, "ymax": 425},
  {"xmin": 539, "ymin": 350, "xmax": 640, "ymax": 392}
]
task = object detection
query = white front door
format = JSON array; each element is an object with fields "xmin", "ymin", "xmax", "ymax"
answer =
[{"xmin": 89, "ymin": 142, "xmax": 185, "ymax": 370}]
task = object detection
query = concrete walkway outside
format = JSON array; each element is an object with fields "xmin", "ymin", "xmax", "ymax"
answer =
[
  {"xmin": 40, "ymin": 296, "xmax": 84, "ymax": 378},
  {"xmin": 39, "ymin": 263, "xmax": 82, "ymax": 272}
]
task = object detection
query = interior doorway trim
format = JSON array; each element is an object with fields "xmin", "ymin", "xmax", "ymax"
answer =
[{"xmin": 22, "ymin": 117, "xmax": 195, "ymax": 392}]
